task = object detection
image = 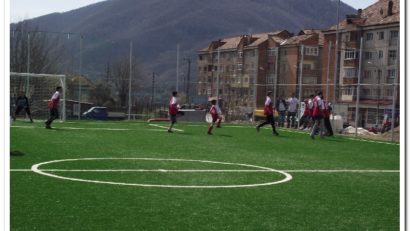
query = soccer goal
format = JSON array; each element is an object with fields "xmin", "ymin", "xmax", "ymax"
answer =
[{"xmin": 10, "ymin": 72, "xmax": 66, "ymax": 121}]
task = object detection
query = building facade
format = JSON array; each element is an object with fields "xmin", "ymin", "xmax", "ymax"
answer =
[
  {"xmin": 197, "ymin": 30, "xmax": 325, "ymax": 118},
  {"xmin": 322, "ymin": 0, "xmax": 399, "ymax": 127}
]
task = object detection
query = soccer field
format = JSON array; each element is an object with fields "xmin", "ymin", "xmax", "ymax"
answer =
[{"xmin": 10, "ymin": 120, "xmax": 400, "ymax": 230}]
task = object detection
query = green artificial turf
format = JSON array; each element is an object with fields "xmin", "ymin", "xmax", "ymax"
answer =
[{"xmin": 10, "ymin": 120, "xmax": 400, "ymax": 230}]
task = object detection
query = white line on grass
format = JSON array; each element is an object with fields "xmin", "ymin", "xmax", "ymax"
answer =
[
  {"xmin": 148, "ymin": 124, "xmax": 184, "ymax": 132},
  {"xmin": 11, "ymin": 169, "xmax": 399, "ymax": 173}
]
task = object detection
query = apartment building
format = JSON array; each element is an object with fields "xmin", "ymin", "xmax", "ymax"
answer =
[
  {"xmin": 322, "ymin": 0, "xmax": 399, "ymax": 127},
  {"xmin": 197, "ymin": 30, "xmax": 292, "ymax": 115},
  {"xmin": 277, "ymin": 30, "xmax": 324, "ymax": 100}
]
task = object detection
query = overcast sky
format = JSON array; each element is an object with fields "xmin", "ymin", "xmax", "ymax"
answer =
[{"xmin": 10, "ymin": 0, "xmax": 378, "ymax": 23}]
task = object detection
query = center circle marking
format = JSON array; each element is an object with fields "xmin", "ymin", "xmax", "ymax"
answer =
[{"xmin": 31, "ymin": 158, "xmax": 293, "ymax": 188}]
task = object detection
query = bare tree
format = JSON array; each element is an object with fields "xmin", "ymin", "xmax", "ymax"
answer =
[
  {"xmin": 10, "ymin": 22, "xmax": 63, "ymax": 74},
  {"xmin": 110, "ymin": 56, "xmax": 142, "ymax": 107}
]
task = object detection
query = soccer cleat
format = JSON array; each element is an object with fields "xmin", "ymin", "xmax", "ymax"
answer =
[
  {"xmin": 256, "ymin": 126, "xmax": 260, "ymax": 132},
  {"xmin": 45, "ymin": 125, "xmax": 52, "ymax": 129},
  {"xmin": 167, "ymin": 129, "xmax": 173, "ymax": 133}
]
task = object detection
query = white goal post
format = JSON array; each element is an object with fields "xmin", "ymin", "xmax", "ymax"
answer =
[{"xmin": 10, "ymin": 72, "xmax": 66, "ymax": 122}]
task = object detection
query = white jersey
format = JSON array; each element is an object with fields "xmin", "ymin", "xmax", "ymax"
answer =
[
  {"xmin": 265, "ymin": 96, "xmax": 272, "ymax": 106},
  {"xmin": 51, "ymin": 91, "xmax": 60, "ymax": 100},
  {"xmin": 170, "ymin": 96, "xmax": 177, "ymax": 105},
  {"xmin": 287, "ymin": 97, "xmax": 299, "ymax": 113},
  {"xmin": 307, "ymin": 99, "xmax": 314, "ymax": 109}
]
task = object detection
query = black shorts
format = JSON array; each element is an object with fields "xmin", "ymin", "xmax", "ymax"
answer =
[
  {"xmin": 170, "ymin": 114, "xmax": 177, "ymax": 123},
  {"xmin": 15, "ymin": 106, "xmax": 31, "ymax": 115},
  {"xmin": 313, "ymin": 115, "xmax": 323, "ymax": 121},
  {"xmin": 266, "ymin": 114, "xmax": 275, "ymax": 124}
]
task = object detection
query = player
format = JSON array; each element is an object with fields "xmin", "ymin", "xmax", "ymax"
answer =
[
  {"xmin": 256, "ymin": 91, "xmax": 279, "ymax": 136},
  {"xmin": 310, "ymin": 92, "xmax": 325, "ymax": 139},
  {"xmin": 167, "ymin": 91, "xmax": 179, "ymax": 133},
  {"xmin": 45, "ymin": 86, "xmax": 62, "ymax": 129},
  {"xmin": 12, "ymin": 91, "xmax": 33, "ymax": 123},
  {"xmin": 207, "ymin": 99, "xmax": 222, "ymax": 135}
]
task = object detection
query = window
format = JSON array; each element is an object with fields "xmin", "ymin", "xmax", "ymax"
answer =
[
  {"xmin": 303, "ymin": 64, "xmax": 312, "ymax": 70},
  {"xmin": 199, "ymin": 55, "xmax": 203, "ymax": 60},
  {"xmin": 388, "ymin": 50, "xmax": 397, "ymax": 59},
  {"xmin": 344, "ymin": 49, "xmax": 357, "ymax": 60},
  {"xmin": 361, "ymin": 88, "xmax": 371, "ymax": 96},
  {"xmin": 365, "ymin": 33, "xmax": 373, "ymax": 41},
  {"xmin": 342, "ymin": 87, "xmax": 354, "ymax": 95},
  {"xmin": 364, "ymin": 51, "xmax": 373, "ymax": 60},
  {"xmin": 305, "ymin": 46, "xmax": 319, "ymax": 56},
  {"xmin": 378, "ymin": 31, "xmax": 384, "ymax": 40},
  {"xmin": 238, "ymin": 51, "xmax": 243, "ymax": 58},
  {"xmin": 363, "ymin": 70, "xmax": 372, "ymax": 79},
  {"xmin": 237, "ymin": 64, "xmax": 243, "ymax": 70},
  {"xmin": 386, "ymin": 88, "xmax": 393, "ymax": 96},
  {"xmin": 267, "ymin": 74, "xmax": 275, "ymax": 84},
  {"xmin": 281, "ymin": 49, "xmax": 287, "ymax": 56},
  {"xmin": 388, "ymin": 69, "xmax": 396, "ymax": 78},
  {"xmin": 378, "ymin": 50, "xmax": 383, "ymax": 59},
  {"xmin": 344, "ymin": 68, "xmax": 357, "ymax": 78},
  {"xmin": 268, "ymin": 48, "xmax": 277, "ymax": 56},
  {"xmin": 390, "ymin": 30, "xmax": 399, "ymax": 40},
  {"xmin": 343, "ymin": 34, "xmax": 350, "ymax": 42}
]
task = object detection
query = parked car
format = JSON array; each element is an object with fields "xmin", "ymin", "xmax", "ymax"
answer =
[{"xmin": 82, "ymin": 107, "xmax": 126, "ymax": 120}]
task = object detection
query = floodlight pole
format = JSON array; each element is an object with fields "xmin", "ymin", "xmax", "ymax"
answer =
[
  {"xmin": 354, "ymin": 37, "xmax": 363, "ymax": 137},
  {"xmin": 297, "ymin": 45, "xmax": 304, "ymax": 129},
  {"xmin": 176, "ymin": 44, "xmax": 180, "ymax": 91},
  {"xmin": 128, "ymin": 41, "xmax": 133, "ymax": 120},
  {"xmin": 78, "ymin": 35, "xmax": 83, "ymax": 120},
  {"xmin": 26, "ymin": 32, "xmax": 30, "ymax": 96}
]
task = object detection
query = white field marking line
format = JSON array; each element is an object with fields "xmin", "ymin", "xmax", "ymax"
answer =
[
  {"xmin": 62, "ymin": 127, "xmax": 131, "ymax": 131},
  {"xmin": 266, "ymin": 127, "xmax": 399, "ymax": 146},
  {"xmin": 148, "ymin": 124, "xmax": 184, "ymax": 132},
  {"xmin": 10, "ymin": 125, "xmax": 36, "ymax": 129},
  {"xmin": 10, "ymin": 125, "xmax": 131, "ymax": 131},
  {"xmin": 29, "ymin": 157, "xmax": 292, "ymax": 188},
  {"xmin": 11, "ymin": 169, "xmax": 399, "ymax": 173}
]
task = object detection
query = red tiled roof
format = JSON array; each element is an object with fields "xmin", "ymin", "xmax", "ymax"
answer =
[{"xmin": 327, "ymin": 0, "xmax": 399, "ymax": 31}]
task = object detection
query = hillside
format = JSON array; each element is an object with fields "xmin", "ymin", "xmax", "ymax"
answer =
[{"xmin": 12, "ymin": 0, "xmax": 355, "ymax": 93}]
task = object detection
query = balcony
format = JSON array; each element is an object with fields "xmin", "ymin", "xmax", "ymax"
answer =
[
  {"xmin": 302, "ymin": 69, "xmax": 320, "ymax": 76},
  {"xmin": 342, "ymin": 77, "xmax": 358, "ymax": 84}
]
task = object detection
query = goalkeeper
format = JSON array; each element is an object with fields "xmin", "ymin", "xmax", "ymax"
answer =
[{"xmin": 12, "ymin": 91, "xmax": 33, "ymax": 123}]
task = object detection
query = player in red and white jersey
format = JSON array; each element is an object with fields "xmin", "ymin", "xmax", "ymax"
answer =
[
  {"xmin": 207, "ymin": 99, "xmax": 222, "ymax": 135},
  {"xmin": 310, "ymin": 92, "xmax": 325, "ymax": 139},
  {"xmin": 168, "ymin": 91, "xmax": 179, "ymax": 133},
  {"xmin": 45, "ymin": 86, "xmax": 62, "ymax": 129},
  {"xmin": 256, "ymin": 91, "xmax": 279, "ymax": 136}
]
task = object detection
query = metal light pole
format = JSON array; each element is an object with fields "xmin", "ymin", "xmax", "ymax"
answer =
[
  {"xmin": 26, "ymin": 32, "xmax": 30, "ymax": 96},
  {"xmin": 354, "ymin": 37, "xmax": 363, "ymax": 137},
  {"xmin": 297, "ymin": 45, "xmax": 304, "ymax": 129},
  {"xmin": 78, "ymin": 35, "xmax": 83, "ymax": 120},
  {"xmin": 151, "ymin": 72, "xmax": 156, "ymax": 110},
  {"xmin": 128, "ymin": 41, "xmax": 133, "ymax": 120},
  {"xmin": 333, "ymin": 0, "xmax": 341, "ymax": 111},
  {"xmin": 176, "ymin": 44, "xmax": 180, "ymax": 91},
  {"xmin": 185, "ymin": 58, "xmax": 191, "ymax": 106}
]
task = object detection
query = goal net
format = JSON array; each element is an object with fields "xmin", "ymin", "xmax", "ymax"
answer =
[{"xmin": 10, "ymin": 72, "xmax": 66, "ymax": 122}]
